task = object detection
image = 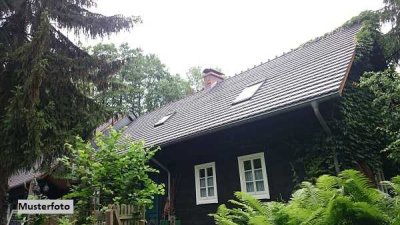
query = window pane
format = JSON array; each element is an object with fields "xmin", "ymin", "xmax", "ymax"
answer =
[
  {"xmin": 200, "ymin": 188, "xmax": 207, "ymax": 197},
  {"xmin": 200, "ymin": 178, "xmax": 206, "ymax": 188},
  {"xmin": 254, "ymin": 169, "xmax": 263, "ymax": 180},
  {"xmin": 244, "ymin": 160, "xmax": 252, "ymax": 171},
  {"xmin": 155, "ymin": 113, "xmax": 174, "ymax": 126},
  {"xmin": 253, "ymin": 158, "xmax": 262, "ymax": 169},
  {"xmin": 200, "ymin": 169, "xmax": 205, "ymax": 178},
  {"xmin": 246, "ymin": 182, "xmax": 255, "ymax": 192},
  {"xmin": 207, "ymin": 167, "xmax": 213, "ymax": 177},
  {"xmin": 233, "ymin": 82, "xmax": 263, "ymax": 104},
  {"xmin": 207, "ymin": 177, "xmax": 214, "ymax": 187},
  {"xmin": 256, "ymin": 181, "xmax": 265, "ymax": 192},
  {"xmin": 245, "ymin": 171, "xmax": 253, "ymax": 182},
  {"xmin": 208, "ymin": 187, "xmax": 215, "ymax": 197}
]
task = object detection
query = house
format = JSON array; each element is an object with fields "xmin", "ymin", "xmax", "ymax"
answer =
[
  {"xmin": 121, "ymin": 24, "xmax": 370, "ymax": 225},
  {"xmin": 6, "ymin": 23, "xmax": 379, "ymax": 225}
]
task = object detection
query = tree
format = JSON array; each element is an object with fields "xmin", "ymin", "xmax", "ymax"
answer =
[
  {"xmin": 211, "ymin": 170, "xmax": 400, "ymax": 225},
  {"xmin": 186, "ymin": 66, "xmax": 203, "ymax": 92},
  {"xmin": 0, "ymin": 0, "xmax": 137, "ymax": 222},
  {"xmin": 61, "ymin": 130, "xmax": 164, "ymax": 225},
  {"xmin": 381, "ymin": 0, "xmax": 400, "ymax": 64},
  {"xmin": 89, "ymin": 43, "xmax": 192, "ymax": 118}
]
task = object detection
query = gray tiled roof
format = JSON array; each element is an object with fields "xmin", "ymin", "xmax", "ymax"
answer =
[
  {"xmin": 96, "ymin": 114, "xmax": 134, "ymax": 133},
  {"xmin": 123, "ymin": 25, "xmax": 360, "ymax": 147},
  {"xmin": 8, "ymin": 170, "xmax": 43, "ymax": 189}
]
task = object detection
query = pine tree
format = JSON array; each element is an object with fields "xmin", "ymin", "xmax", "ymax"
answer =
[{"xmin": 0, "ymin": 0, "xmax": 138, "ymax": 222}]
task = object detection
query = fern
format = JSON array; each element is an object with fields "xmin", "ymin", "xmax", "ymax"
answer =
[
  {"xmin": 249, "ymin": 216, "xmax": 270, "ymax": 225},
  {"xmin": 235, "ymin": 192, "xmax": 268, "ymax": 216},
  {"xmin": 211, "ymin": 170, "xmax": 400, "ymax": 225},
  {"xmin": 324, "ymin": 196, "xmax": 389, "ymax": 225},
  {"xmin": 339, "ymin": 170, "xmax": 382, "ymax": 204}
]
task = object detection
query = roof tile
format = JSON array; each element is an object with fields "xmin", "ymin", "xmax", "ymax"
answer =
[{"xmin": 123, "ymin": 25, "xmax": 360, "ymax": 147}]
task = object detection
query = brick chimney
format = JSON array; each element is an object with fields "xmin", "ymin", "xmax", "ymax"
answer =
[{"xmin": 203, "ymin": 68, "xmax": 224, "ymax": 89}]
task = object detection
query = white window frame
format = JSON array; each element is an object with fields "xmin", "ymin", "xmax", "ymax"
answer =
[
  {"xmin": 154, "ymin": 112, "xmax": 175, "ymax": 127},
  {"xmin": 194, "ymin": 162, "xmax": 218, "ymax": 205},
  {"xmin": 237, "ymin": 152, "xmax": 270, "ymax": 199},
  {"xmin": 232, "ymin": 81, "xmax": 264, "ymax": 105}
]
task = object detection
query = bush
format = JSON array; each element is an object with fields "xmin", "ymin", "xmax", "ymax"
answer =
[
  {"xmin": 211, "ymin": 170, "xmax": 400, "ymax": 225},
  {"xmin": 61, "ymin": 129, "xmax": 164, "ymax": 224}
]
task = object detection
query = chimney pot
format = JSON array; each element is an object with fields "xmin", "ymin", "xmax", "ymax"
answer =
[{"xmin": 202, "ymin": 68, "xmax": 224, "ymax": 89}]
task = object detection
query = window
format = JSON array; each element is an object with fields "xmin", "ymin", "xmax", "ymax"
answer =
[
  {"xmin": 237, "ymin": 152, "xmax": 270, "ymax": 199},
  {"xmin": 194, "ymin": 162, "xmax": 218, "ymax": 205},
  {"xmin": 232, "ymin": 81, "xmax": 264, "ymax": 105},
  {"xmin": 154, "ymin": 112, "xmax": 175, "ymax": 127}
]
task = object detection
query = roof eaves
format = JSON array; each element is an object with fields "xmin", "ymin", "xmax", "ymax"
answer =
[
  {"xmin": 154, "ymin": 91, "xmax": 340, "ymax": 148},
  {"xmin": 338, "ymin": 50, "xmax": 357, "ymax": 95}
]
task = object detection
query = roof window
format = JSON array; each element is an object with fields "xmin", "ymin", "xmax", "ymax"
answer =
[
  {"xmin": 232, "ymin": 81, "xmax": 263, "ymax": 105},
  {"xmin": 154, "ymin": 112, "xmax": 175, "ymax": 127}
]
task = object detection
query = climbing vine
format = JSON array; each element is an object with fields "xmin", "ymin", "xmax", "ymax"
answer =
[{"xmin": 289, "ymin": 11, "xmax": 397, "ymax": 183}]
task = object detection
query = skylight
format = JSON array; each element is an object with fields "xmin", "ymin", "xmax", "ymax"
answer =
[
  {"xmin": 154, "ymin": 112, "xmax": 175, "ymax": 127},
  {"xmin": 232, "ymin": 81, "xmax": 264, "ymax": 105}
]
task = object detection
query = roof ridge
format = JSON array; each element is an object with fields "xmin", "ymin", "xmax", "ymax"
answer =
[{"xmin": 232, "ymin": 22, "xmax": 362, "ymax": 78}]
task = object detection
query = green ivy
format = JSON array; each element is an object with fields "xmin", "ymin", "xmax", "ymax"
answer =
[{"xmin": 289, "ymin": 11, "xmax": 397, "ymax": 182}]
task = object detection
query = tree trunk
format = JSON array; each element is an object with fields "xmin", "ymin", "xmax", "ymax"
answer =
[{"xmin": 0, "ymin": 168, "xmax": 9, "ymax": 225}]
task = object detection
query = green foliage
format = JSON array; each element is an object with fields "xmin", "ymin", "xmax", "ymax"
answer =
[
  {"xmin": 0, "ymin": 0, "xmax": 140, "ymax": 223},
  {"xmin": 186, "ymin": 66, "xmax": 204, "ymax": 92},
  {"xmin": 15, "ymin": 194, "xmax": 67, "ymax": 225},
  {"xmin": 0, "ymin": 0, "xmax": 137, "ymax": 220},
  {"xmin": 296, "ymin": 64, "xmax": 400, "ymax": 178},
  {"xmin": 211, "ymin": 170, "xmax": 400, "ymax": 225},
  {"xmin": 291, "ymin": 79, "xmax": 394, "ymax": 180},
  {"xmin": 88, "ymin": 43, "xmax": 192, "ymax": 118},
  {"xmin": 289, "ymin": 10, "xmax": 398, "ymax": 180},
  {"xmin": 289, "ymin": 83, "xmax": 388, "ymax": 179},
  {"xmin": 381, "ymin": 0, "xmax": 400, "ymax": 64},
  {"xmin": 359, "ymin": 67, "xmax": 400, "ymax": 163},
  {"xmin": 0, "ymin": 0, "xmax": 137, "ymax": 221},
  {"xmin": 58, "ymin": 216, "xmax": 76, "ymax": 225},
  {"xmin": 60, "ymin": 129, "xmax": 164, "ymax": 225},
  {"xmin": 351, "ymin": 11, "xmax": 387, "ymax": 72}
]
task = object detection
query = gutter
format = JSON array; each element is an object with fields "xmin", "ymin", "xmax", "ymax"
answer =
[
  {"xmin": 311, "ymin": 48, "xmax": 354, "ymax": 174},
  {"xmin": 150, "ymin": 158, "xmax": 171, "ymax": 205},
  {"xmin": 147, "ymin": 94, "xmax": 343, "ymax": 197},
  {"xmin": 154, "ymin": 40, "xmax": 357, "ymax": 148},
  {"xmin": 158, "ymin": 92, "xmax": 341, "ymax": 148},
  {"xmin": 149, "ymin": 95, "xmax": 342, "ymax": 187},
  {"xmin": 310, "ymin": 101, "xmax": 340, "ymax": 174}
]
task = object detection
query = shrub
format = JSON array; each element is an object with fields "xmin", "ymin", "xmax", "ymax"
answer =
[
  {"xmin": 61, "ymin": 129, "xmax": 164, "ymax": 224},
  {"xmin": 211, "ymin": 170, "xmax": 400, "ymax": 225}
]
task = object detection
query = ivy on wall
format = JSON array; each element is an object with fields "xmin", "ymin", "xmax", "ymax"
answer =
[{"xmin": 289, "ymin": 11, "xmax": 397, "ymax": 184}]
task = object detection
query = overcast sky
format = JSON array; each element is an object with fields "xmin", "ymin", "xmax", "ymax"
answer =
[{"xmin": 79, "ymin": 0, "xmax": 384, "ymax": 77}]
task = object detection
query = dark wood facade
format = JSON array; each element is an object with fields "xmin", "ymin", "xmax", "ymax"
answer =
[{"xmin": 154, "ymin": 101, "xmax": 332, "ymax": 225}]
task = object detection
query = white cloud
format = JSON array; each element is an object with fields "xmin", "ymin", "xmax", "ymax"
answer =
[{"xmin": 82, "ymin": 0, "xmax": 383, "ymax": 77}]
